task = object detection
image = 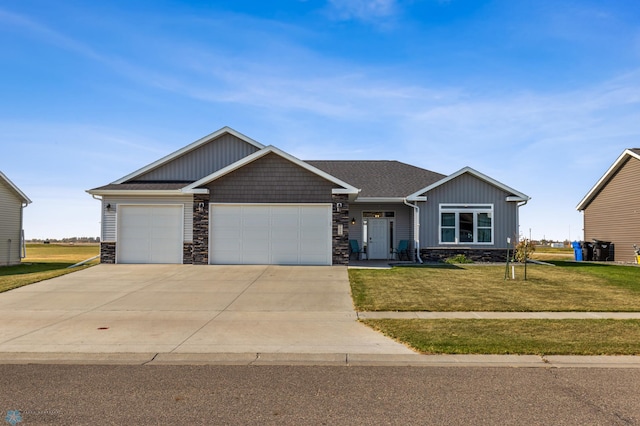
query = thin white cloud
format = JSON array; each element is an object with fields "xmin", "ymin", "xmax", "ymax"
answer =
[
  {"xmin": 0, "ymin": 8, "xmax": 103, "ymax": 61},
  {"xmin": 325, "ymin": 0, "xmax": 398, "ymax": 22}
]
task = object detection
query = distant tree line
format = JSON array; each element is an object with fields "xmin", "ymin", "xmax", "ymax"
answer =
[{"xmin": 28, "ymin": 237, "xmax": 101, "ymax": 244}]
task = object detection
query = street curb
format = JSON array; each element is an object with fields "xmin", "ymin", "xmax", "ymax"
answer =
[{"xmin": 1, "ymin": 352, "xmax": 640, "ymax": 367}]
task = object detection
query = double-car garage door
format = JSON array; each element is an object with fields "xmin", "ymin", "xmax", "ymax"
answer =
[
  {"xmin": 210, "ymin": 204, "xmax": 332, "ymax": 265},
  {"xmin": 116, "ymin": 204, "xmax": 332, "ymax": 265}
]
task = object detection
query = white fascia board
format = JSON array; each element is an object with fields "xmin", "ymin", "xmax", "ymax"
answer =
[
  {"xmin": 184, "ymin": 145, "xmax": 360, "ymax": 194},
  {"xmin": 405, "ymin": 196, "xmax": 427, "ymax": 202},
  {"xmin": 112, "ymin": 127, "xmax": 265, "ymax": 184},
  {"xmin": 0, "ymin": 171, "xmax": 31, "ymax": 204},
  {"xmin": 576, "ymin": 149, "xmax": 640, "ymax": 211},
  {"xmin": 407, "ymin": 166, "xmax": 531, "ymax": 201},
  {"xmin": 352, "ymin": 197, "xmax": 407, "ymax": 203},
  {"xmin": 85, "ymin": 189, "xmax": 200, "ymax": 197},
  {"xmin": 506, "ymin": 196, "xmax": 529, "ymax": 202}
]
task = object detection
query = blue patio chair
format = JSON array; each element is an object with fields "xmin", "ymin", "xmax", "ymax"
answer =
[
  {"xmin": 392, "ymin": 240, "xmax": 410, "ymax": 261},
  {"xmin": 349, "ymin": 239, "xmax": 365, "ymax": 260}
]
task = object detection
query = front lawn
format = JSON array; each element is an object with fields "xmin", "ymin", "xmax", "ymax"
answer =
[
  {"xmin": 349, "ymin": 262, "xmax": 640, "ymax": 312},
  {"xmin": 0, "ymin": 244, "xmax": 99, "ymax": 293},
  {"xmin": 364, "ymin": 318, "xmax": 640, "ymax": 355}
]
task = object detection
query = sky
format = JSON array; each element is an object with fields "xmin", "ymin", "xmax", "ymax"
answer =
[{"xmin": 1, "ymin": 0, "xmax": 639, "ymax": 241}]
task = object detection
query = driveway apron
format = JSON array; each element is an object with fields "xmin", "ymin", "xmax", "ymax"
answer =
[{"xmin": 0, "ymin": 264, "xmax": 413, "ymax": 355}]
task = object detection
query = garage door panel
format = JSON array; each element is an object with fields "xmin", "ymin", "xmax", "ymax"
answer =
[
  {"xmin": 210, "ymin": 204, "xmax": 331, "ymax": 265},
  {"xmin": 117, "ymin": 205, "xmax": 183, "ymax": 264}
]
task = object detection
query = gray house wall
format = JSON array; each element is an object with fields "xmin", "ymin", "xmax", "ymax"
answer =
[
  {"xmin": 348, "ymin": 202, "xmax": 414, "ymax": 256},
  {"xmin": 0, "ymin": 181, "xmax": 24, "ymax": 266},
  {"xmin": 132, "ymin": 134, "xmax": 260, "ymax": 182},
  {"xmin": 583, "ymin": 156, "xmax": 640, "ymax": 262},
  {"xmin": 419, "ymin": 173, "xmax": 518, "ymax": 250}
]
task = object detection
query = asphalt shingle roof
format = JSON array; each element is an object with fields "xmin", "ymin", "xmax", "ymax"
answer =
[{"xmin": 307, "ymin": 160, "xmax": 446, "ymax": 198}]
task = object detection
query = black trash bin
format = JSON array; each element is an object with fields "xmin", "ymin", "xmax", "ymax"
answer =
[
  {"xmin": 593, "ymin": 240, "xmax": 612, "ymax": 261},
  {"xmin": 582, "ymin": 241, "xmax": 594, "ymax": 261}
]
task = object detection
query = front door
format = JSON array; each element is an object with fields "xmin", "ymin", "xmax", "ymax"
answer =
[{"xmin": 367, "ymin": 218, "xmax": 388, "ymax": 259}]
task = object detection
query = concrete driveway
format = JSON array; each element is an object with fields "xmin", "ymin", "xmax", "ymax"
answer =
[{"xmin": 0, "ymin": 265, "xmax": 413, "ymax": 356}]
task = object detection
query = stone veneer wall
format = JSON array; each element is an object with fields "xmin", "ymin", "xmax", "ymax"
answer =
[
  {"xmin": 332, "ymin": 194, "xmax": 350, "ymax": 265},
  {"xmin": 192, "ymin": 194, "xmax": 209, "ymax": 265},
  {"xmin": 100, "ymin": 242, "xmax": 116, "ymax": 264},
  {"xmin": 420, "ymin": 248, "xmax": 509, "ymax": 263},
  {"xmin": 183, "ymin": 243, "xmax": 194, "ymax": 264}
]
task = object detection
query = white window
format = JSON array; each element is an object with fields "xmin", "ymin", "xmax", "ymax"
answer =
[{"xmin": 439, "ymin": 204, "xmax": 494, "ymax": 244}]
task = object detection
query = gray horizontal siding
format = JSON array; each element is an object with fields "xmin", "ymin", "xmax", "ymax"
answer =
[
  {"xmin": 349, "ymin": 203, "xmax": 414, "ymax": 254},
  {"xmin": 101, "ymin": 195, "xmax": 193, "ymax": 242},
  {"xmin": 0, "ymin": 182, "xmax": 23, "ymax": 265},
  {"xmin": 207, "ymin": 153, "xmax": 335, "ymax": 203},
  {"xmin": 133, "ymin": 134, "xmax": 260, "ymax": 182},
  {"xmin": 584, "ymin": 157, "xmax": 640, "ymax": 262},
  {"xmin": 420, "ymin": 173, "xmax": 518, "ymax": 249}
]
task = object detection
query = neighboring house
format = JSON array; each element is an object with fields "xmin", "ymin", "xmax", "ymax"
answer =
[
  {"xmin": 87, "ymin": 127, "xmax": 530, "ymax": 265},
  {"xmin": 576, "ymin": 148, "xmax": 640, "ymax": 262},
  {"xmin": 0, "ymin": 171, "xmax": 31, "ymax": 266}
]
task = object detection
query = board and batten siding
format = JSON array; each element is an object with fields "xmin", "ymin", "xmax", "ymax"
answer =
[
  {"xmin": 101, "ymin": 196, "xmax": 193, "ymax": 242},
  {"xmin": 133, "ymin": 134, "xmax": 260, "ymax": 182},
  {"xmin": 0, "ymin": 181, "xmax": 23, "ymax": 266},
  {"xmin": 583, "ymin": 156, "xmax": 640, "ymax": 262},
  {"xmin": 419, "ymin": 173, "xmax": 518, "ymax": 249}
]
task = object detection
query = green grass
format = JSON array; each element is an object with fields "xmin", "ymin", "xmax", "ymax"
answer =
[
  {"xmin": 0, "ymin": 244, "xmax": 99, "ymax": 293},
  {"xmin": 531, "ymin": 246, "xmax": 573, "ymax": 261},
  {"xmin": 349, "ymin": 261, "xmax": 640, "ymax": 312},
  {"xmin": 363, "ymin": 318, "xmax": 640, "ymax": 355}
]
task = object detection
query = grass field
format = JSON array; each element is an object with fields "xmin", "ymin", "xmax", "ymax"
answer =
[
  {"xmin": 0, "ymin": 244, "xmax": 99, "ymax": 293},
  {"xmin": 349, "ymin": 261, "xmax": 640, "ymax": 312},
  {"xmin": 531, "ymin": 246, "xmax": 574, "ymax": 261}
]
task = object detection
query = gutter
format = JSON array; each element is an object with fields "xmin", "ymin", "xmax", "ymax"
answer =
[{"xmin": 403, "ymin": 198, "xmax": 423, "ymax": 264}]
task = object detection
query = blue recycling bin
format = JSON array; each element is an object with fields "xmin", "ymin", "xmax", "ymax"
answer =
[{"xmin": 571, "ymin": 241, "xmax": 583, "ymax": 261}]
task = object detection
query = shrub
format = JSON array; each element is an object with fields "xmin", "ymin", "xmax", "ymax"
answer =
[
  {"xmin": 514, "ymin": 239, "xmax": 535, "ymax": 263},
  {"xmin": 444, "ymin": 254, "xmax": 474, "ymax": 264}
]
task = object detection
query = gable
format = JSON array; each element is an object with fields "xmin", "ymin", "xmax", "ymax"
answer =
[
  {"xmin": 577, "ymin": 149, "xmax": 640, "ymax": 211},
  {"xmin": 581, "ymin": 156, "xmax": 640, "ymax": 212},
  {"xmin": 423, "ymin": 172, "xmax": 515, "ymax": 204},
  {"xmin": 206, "ymin": 153, "xmax": 338, "ymax": 203},
  {"xmin": 126, "ymin": 133, "xmax": 261, "ymax": 183},
  {"xmin": 0, "ymin": 172, "xmax": 31, "ymax": 205},
  {"xmin": 407, "ymin": 167, "xmax": 529, "ymax": 202}
]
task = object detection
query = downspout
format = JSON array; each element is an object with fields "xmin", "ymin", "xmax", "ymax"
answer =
[
  {"xmin": 21, "ymin": 201, "xmax": 29, "ymax": 259},
  {"xmin": 404, "ymin": 198, "xmax": 423, "ymax": 264},
  {"xmin": 516, "ymin": 199, "xmax": 529, "ymax": 239}
]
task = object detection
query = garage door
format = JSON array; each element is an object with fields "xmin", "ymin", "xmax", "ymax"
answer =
[
  {"xmin": 117, "ymin": 205, "xmax": 183, "ymax": 264},
  {"xmin": 210, "ymin": 204, "xmax": 332, "ymax": 265}
]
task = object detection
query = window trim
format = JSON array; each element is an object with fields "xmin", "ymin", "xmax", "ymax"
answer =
[{"xmin": 438, "ymin": 204, "xmax": 494, "ymax": 245}]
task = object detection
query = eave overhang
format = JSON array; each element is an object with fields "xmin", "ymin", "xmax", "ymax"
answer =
[{"xmin": 86, "ymin": 188, "xmax": 209, "ymax": 197}]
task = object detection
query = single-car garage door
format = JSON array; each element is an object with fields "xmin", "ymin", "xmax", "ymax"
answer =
[
  {"xmin": 117, "ymin": 205, "xmax": 184, "ymax": 264},
  {"xmin": 210, "ymin": 204, "xmax": 332, "ymax": 265}
]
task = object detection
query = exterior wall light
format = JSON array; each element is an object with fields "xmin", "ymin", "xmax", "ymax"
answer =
[{"xmin": 351, "ymin": 217, "xmax": 356, "ymax": 225}]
